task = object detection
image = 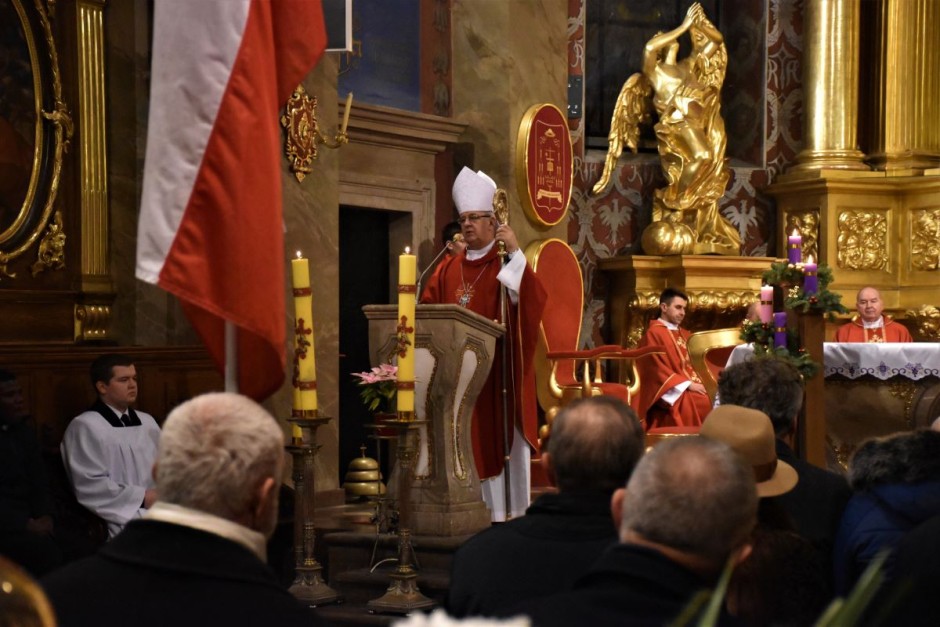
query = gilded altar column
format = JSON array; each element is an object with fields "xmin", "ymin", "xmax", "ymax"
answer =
[
  {"xmin": 864, "ymin": 0, "xmax": 940, "ymax": 172},
  {"xmin": 790, "ymin": 0, "xmax": 868, "ymax": 172}
]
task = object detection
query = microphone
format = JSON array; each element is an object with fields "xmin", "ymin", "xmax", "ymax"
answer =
[{"xmin": 416, "ymin": 234, "xmax": 463, "ymax": 299}]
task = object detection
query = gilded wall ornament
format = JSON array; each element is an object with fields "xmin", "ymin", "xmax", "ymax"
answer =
[
  {"xmin": 280, "ymin": 85, "xmax": 319, "ymax": 182},
  {"xmin": 30, "ymin": 210, "xmax": 65, "ymax": 276},
  {"xmin": 836, "ymin": 210, "xmax": 888, "ymax": 270},
  {"xmin": 905, "ymin": 305, "xmax": 940, "ymax": 341},
  {"xmin": 279, "ymin": 84, "xmax": 350, "ymax": 182},
  {"xmin": 911, "ymin": 208, "xmax": 940, "ymax": 271}
]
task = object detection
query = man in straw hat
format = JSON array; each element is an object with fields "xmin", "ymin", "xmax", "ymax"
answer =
[
  {"xmin": 700, "ymin": 404, "xmax": 798, "ymax": 498},
  {"xmin": 421, "ymin": 167, "xmax": 546, "ymax": 521}
]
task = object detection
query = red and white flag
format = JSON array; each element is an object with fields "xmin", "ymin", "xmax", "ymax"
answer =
[{"xmin": 137, "ymin": 0, "xmax": 327, "ymax": 400}]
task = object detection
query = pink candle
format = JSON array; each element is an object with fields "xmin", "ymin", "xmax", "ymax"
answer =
[
  {"xmin": 787, "ymin": 229, "xmax": 802, "ymax": 265},
  {"xmin": 759, "ymin": 285, "xmax": 773, "ymax": 324},
  {"xmin": 803, "ymin": 255, "xmax": 818, "ymax": 295},
  {"xmin": 773, "ymin": 312, "xmax": 788, "ymax": 348}
]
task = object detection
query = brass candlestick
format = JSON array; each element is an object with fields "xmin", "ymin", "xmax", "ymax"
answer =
[
  {"xmin": 367, "ymin": 414, "xmax": 436, "ymax": 614},
  {"xmin": 287, "ymin": 412, "xmax": 341, "ymax": 606}
]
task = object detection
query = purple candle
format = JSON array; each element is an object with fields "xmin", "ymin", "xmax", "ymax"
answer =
[
  {"xmin": 803, "ymin": 256, "xmax": 818, "ymax": 295},
  {"xmin": 773, "ymin": 312, "xmax": 787, "ymax": 348},
  {"xmin": 787, "ymin": 229, "xmax": 802, "ymax": 265}
]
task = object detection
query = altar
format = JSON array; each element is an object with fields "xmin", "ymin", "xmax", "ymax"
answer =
[{"xmin": 728, "ymin": 343, "xmax": 940, "ymax": 469}]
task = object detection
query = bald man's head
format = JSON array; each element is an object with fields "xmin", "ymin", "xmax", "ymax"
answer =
[{"xmin": 856, "ymin": 287, "xmax": 884, "ymax": 324}]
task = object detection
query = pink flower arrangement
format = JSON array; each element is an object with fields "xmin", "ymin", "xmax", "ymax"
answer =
[{"xmin": 351, "ymin": 363, "xmax": 398, "ymax": 412}]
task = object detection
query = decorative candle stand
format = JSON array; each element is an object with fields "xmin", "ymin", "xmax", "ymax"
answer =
[
  {"xmin": 367, "ymin": 414, "xmax": 436, "ymax": 614},
  {"xmin": 287, "ymin": 412, "xmax": 342, "ymax": 607}
]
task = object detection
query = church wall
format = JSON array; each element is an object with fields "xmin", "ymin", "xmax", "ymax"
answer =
[{"xmin": 451, "ymin": 0, "xmax": 569, "ymax": 247}]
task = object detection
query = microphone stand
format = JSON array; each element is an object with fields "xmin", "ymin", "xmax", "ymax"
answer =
[{"xmin": 416, "ymin": 235, "xmax": 462, "ymax": 300}]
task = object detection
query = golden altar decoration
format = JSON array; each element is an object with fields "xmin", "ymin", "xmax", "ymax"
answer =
[{"xmin": 592, "ymin": 3, "xmax": 739, "ymax": 257}]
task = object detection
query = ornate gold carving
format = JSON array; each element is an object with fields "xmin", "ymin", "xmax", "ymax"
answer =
[
  {"xmin": 0, "ymin": 0, "xmax": 70, "ymax": 280},
  {"xmin": 594, "ymin": 3, "xmax": 739, "ymax": 256},
  {"xmin": 911, "ymin": 208, "xmax": 940, "ymax": 271},
  {"xmin": 887, "ymin": 380, "xmax": 918, "ymax": 428},
  {"xmin": 786, "ymin": 210, "xmax": 820, "ymax": 262},
  {"xmin": 905, "ymin": 305, "xmax": 940, "ymax": 341},
  {"xmin": 279, "ymin": 84, "xmax": 350, "ymax": 182},
  {"xmin": 74, "ymin": 303, "xmax": 111, "ymax": 341},
  {"xmin": 31, "ymin": 210, "xmax": 65, "ymax": 276},
  {"xmin": 837, "ymin": 210, "xmax": 888, "ymax": 270},
  {"xmin": 280, "ymin": 85, "xmax": 319, "ymax": 181},
  {"xmin": 825, "ymin": 434, "xmax": 853, "ymax": 472}
]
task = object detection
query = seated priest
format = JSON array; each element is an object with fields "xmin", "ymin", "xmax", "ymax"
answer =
[
  {"xmin": 834, "ymin": 287, "xmax": 912, "ymax": 343},
  {"xmin": 420, "ymin": 167, "xmax": 547, "ymax": 521},
  {"xmin": 635, "ymin": 287, "xmax": 712, "ymax": 429}
]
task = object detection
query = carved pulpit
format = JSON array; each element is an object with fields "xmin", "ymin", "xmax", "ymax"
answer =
[{"xmin": 363, "ymin": 304, "xmax": 504, "ymax": 537}]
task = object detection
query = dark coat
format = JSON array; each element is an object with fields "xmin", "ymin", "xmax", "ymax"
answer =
[
  {"xmin": 505, "ymin": 543, "xmax": 737, "ymax": 627},
  {"xmin": 833, "ymin": 430, "xmax": 940, "ymax": 593},
  {"xmin": 769, "ymin": 439, "xmax": 851, "ymax": 566},
  {"xmin": 446, "ymin": 491, "xmax": 617, "ymax": 617},
  {"xmin": 42, "ymin": 519, "xmax": 326, "ymax": 627}
]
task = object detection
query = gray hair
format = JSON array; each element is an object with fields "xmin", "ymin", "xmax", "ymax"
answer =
[
  {"xmin": 548, "ymin": 395, "xmax": 645, "ymax": 493},
  {"xmin": 621, "ymin": 437, "xmax": 757, "ymax": 563},
  {"xmin": 155, "ymin": 393, "xmax": 284, "ymax": 520}
]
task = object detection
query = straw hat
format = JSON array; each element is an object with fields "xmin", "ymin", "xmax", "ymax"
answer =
[
  {"xmin": 452, "ymin": 166, "xmax": 496, "ymax": 214},
  {"xmin": 701, "ymin": 404, "xmax": 798, "ymax": 497}
]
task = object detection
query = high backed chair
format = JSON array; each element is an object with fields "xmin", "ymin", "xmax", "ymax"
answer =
[
  {"xmin": 686, "ymin": 327, "xmax": 745, "ymax": 402},
  {"xmin": 525, "ymin": 239, "xmax": 665, "ymax": 438}
]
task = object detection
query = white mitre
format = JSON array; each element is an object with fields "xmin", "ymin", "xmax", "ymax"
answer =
[{"xmin": 452, "ymin": 167, "xmax": 496, "ymax": 214}]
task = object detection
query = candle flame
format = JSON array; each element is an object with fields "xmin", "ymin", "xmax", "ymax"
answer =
[
  {"xmin": 295, "ymin": 250, "xmax": 302, "ymax": 259},
  {"xmin": 807, "ymin": 254, "xmax": 815, "ymax": 264},
  {"xmin": 404, "ymin": 246, "xmax": 411, "ymax": 254},
  {"xmin": 791, "ymin": 228, "xmax": 800, "ymax": 237}
]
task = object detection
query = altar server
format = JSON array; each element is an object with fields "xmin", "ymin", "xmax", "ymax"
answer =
[{"xmin": 61, "ymin": 354, "xmax": 160, "ymax": 537}]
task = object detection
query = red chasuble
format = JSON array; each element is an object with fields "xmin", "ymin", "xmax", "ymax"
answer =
[
  {"xmin": 635, "ymin": 319, "xmax": 712, "ymax": 430},
  {"xmin": 421, "ymin": 247, "xmax": 547, "ymax": 479},
  {"xmin": 834, "ymin": 316, "xmax": 912, "ymax": 343}
]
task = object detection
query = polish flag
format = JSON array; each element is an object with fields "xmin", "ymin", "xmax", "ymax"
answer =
[{"xmin": 137, "ymin": 0, "xmax": 327, "ymax": 400}]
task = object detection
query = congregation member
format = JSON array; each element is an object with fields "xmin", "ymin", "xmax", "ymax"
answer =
[
  {"xmin": 717, "ymin": 358, "xmax": 851, "ymax": 569},
  {"xmin": 509, "ymin": 437, "xmax": 756, "ymax": 626},
  {"xmin": 833, "ymin": 428, "xmax": 940, "ymax": 594},
  {"xmin": 421, "ymin": 166, "xmax": 546, "ymax": 520},
  {"xmin": 635, "ymin": 287, "xmax": 712, "ymax": 429},
  {"xmin": 834, "ymin": 286, "xmax": 912, "ymax": 342},
  {"xmin": 447, "ymin": 396, "xmax": 645, "ymax": 617},
  {"xmin": 43, "ymin": 393, "xmax": 325, "ymax": 627},
  {"xmin": 61, "ymin": 355, "xmax": 160, "ymax": 538},
  {"xmin": 0, "ymin": 370, "xmax": 60, "ymax": 576},
  {"xmin": 701, "ymin": 404, "xmax": 831, "ymax": 624}
]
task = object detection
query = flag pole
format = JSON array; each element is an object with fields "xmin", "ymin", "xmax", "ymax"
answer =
[{"xmin": 224, "ymin": 320, "xmax": 238, "ymax": 393}]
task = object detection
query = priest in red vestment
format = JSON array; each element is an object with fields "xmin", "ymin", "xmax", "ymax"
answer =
[
  {"xmin": 421, "ymin": 167, "xmax": 546, "ymax": 520},
  {"xmin": 834, "ymin": 287, "xmax": 912, "ymax": 343},
  {"xmin": 635, "ymin": 287, "xmax": 712, "ymax": 430}
]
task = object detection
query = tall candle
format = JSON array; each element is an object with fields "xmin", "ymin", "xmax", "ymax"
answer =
[
  {"xmin": 340, "ymin": 92, "xmax": 353, "ymax": 135},
  {"xmin": 803, "ymin": 255, "xmax": 818, "ymax": 295},
  {"xmin": 787, "ymin": 229, "xmax": 802, "ymax": 265},
  {"xmin": 759, "ymin": 285, "xmax": 774, "ymax": 324},
  {"xmin": 396, "ymin": 247, "xmax": 417, "ymax": 414},
  {"xmin": 773, "ymin": 311, "xmax": 788, "ymax": 349},
  {"xmin": 291, "ymin": 253, "xmax": 318, "ymax": 438}
]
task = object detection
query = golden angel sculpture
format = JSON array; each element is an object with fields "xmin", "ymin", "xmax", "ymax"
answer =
[{"xmin": 593, "ymin": 3, "xmax": 740, "ymax": 256}]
